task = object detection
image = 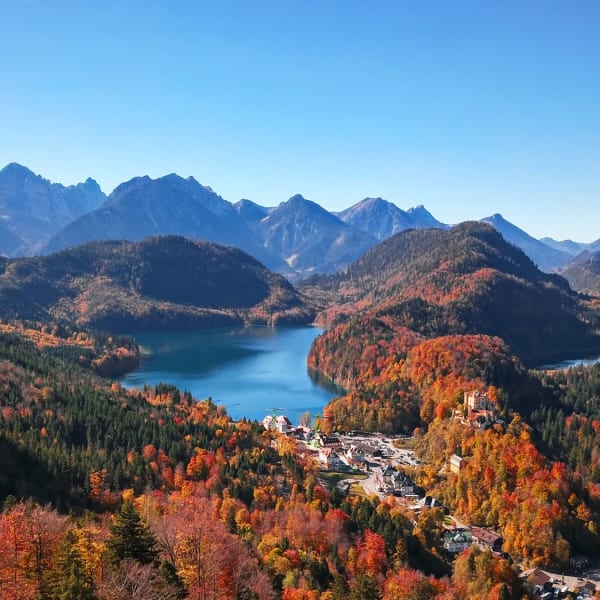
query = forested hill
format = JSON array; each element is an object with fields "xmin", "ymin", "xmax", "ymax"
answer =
[
  {"xmin": 303, "ymin": 221, "xmax": 600, "ymax": 366},
  {"xmin": 0, "ymin": 235, "xmax": 315, "ymax": 331}
]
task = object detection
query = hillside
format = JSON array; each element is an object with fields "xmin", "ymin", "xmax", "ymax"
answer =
[
  {"xmin": 0, "ymin": 320, "xmax": 532, "ymax": 599},
  {"xmin": 559, "ymin": 250, "xmax": 600, "ymax": 296},
  {"xmin": 303, "ymin": 221, "xmax": 600, "ymax": 367},
  {"xmin": 0, "ymin": 236, "xmax": 314, "ymax": 331},
  {"xmin": 1, "ymin": 235, "xmax": 600, "ymax": 597}
]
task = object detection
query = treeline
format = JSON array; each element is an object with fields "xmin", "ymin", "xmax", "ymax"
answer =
[{"xmin": 0, "ymin": 318, "xmax": 139, "ymax": 376}]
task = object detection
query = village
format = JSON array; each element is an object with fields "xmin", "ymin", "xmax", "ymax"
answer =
[{"xmin": 263, "ymin": 391, "xmax": 600, "ymax": 599}]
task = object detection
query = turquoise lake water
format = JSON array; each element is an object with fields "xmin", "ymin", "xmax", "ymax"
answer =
[{"xmin": 119, "ymin": 326, "xmax": 338, "ymax": 425}]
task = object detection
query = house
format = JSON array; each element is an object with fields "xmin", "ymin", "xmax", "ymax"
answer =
[
  {"xmin": 575, "ymin": 579, "xmax": 597, "ymax": 597},
  {"xmin": 378, "ymin": 464, "xmax": 396, "ymax": 489},
  {"xmin": 464, "ymin": 391, "xmax": 496, "ymax": 428},
  {"xmin": 443, "ymin": 529, "xmax": 473, "ymax": 553},
  {"xmin": 449, "ymin": 454, "xmax": 465, "ymax": 474},
  {"xmin": 344, "ymin": 444, "xmax": 365, "ymax": 466},
  {"xmin": 356, "ymin": 443, "xmax": 383, "ymax": 459},
  {"xmin": 520, "ymin": 568, "xmax": 553, "ymax": 597},
  {"xmin": 318, "ymin": 448, "xmax": 342, "ymax": 469},
  {"xmin": 315, "ymin": 432, "xmax": 342, "ymax": 449},
  {"xmin": 470, "ymin": 526, "xmax": 503, "ymax": 552},
  {"xmin": 391, "ymin": 471, "xmax": 416, "ymax": 496},
  {"xmin": 465, "ymin": 391, "xmax": 495, "ymax": 415},
  {"xmin": 262, "ymin": 414, "xmax": 294, "ymax": 433}
]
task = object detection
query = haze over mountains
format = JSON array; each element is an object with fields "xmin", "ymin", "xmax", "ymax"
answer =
[{"xmin": 1, "ymin": 163, "xmax": 598, "ymax": 282}]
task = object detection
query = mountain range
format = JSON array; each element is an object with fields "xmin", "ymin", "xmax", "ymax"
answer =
[{"xmin": 1, "ymin": 163, "xmax": 598, "ymax": 284}]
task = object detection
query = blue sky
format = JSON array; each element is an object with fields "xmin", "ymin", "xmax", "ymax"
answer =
[{"xmin": 2, "ymin": 1, "xmax": 599, "ymax": 241}]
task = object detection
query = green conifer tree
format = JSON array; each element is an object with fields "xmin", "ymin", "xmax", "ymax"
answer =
[
  {"xmin": 349, "ymin": 573, "xmax": 382, "ymax": 600},
  {"xmin": 104, "ymin": 500, "xmax": 158, "ymax": 567},
  {"xmin": 330, "ymin": 574, "xmax": 350, "ymax": 600},
  {"xmin": 46, "ymin": 531, "xmax": 97, "ymax": 600}
]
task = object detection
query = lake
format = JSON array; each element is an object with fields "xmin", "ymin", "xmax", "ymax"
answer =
[
  {"xmin": 538, "ymin": 356, "xmax": 600, "ymax": 370},
  {"xmin": 119, "ymin": 326, "xmax": 339, "ymax": 425}
]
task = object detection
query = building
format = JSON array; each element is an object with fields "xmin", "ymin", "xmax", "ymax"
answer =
[
  {"xmin": 315, "ymin": 432, "xmax": 342, "ymax": 449},
  {"xmin": 470, "ymin": 526, "xmax": 503, "ymax": 552},
  {"xmin": 318, "ymin": 448, "xmax": 342, "ymax": 469},
  {"xmin": 464, "ymin": 391, "xmax": 496, "ymax": 429},
  {"xmin": 377, "ymin": 464, "xmax": 396, "ymax": 490},
  {"xmin": 443, "ymin": 529, "xmax": 473, "ymax": 553},
  {"xmin": 465, "ymin": 391, "xmax": 495, "ymax": 414},
  {"xmin": 344, "ymin": 444, "xmax": 365, "ymax": 466},
  {"xmin": 519, "ymin": 568, "xmax": 598, "ymax": 598},
  {"xmin": 262, "ymin": 414, "xmax": 294, "ymax": 433},
  {"xmin": 449, "ymin": 454, "xmax": 465, "ymax": 474},
  {"xmin": 392, "ymin": 472, "xmax": 416, "ymax": 496}
]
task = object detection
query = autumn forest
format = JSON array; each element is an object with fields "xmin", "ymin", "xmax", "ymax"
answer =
[{"xmin": 2, "ymin": 224, "xmax": 600, "ymax": 599}]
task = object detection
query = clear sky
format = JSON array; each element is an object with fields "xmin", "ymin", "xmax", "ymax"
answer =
[{"xmin": 2, "ymin": 1, "xmax": 599, "ymax": 242}]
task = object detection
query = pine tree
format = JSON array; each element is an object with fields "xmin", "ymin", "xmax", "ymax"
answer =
[
  {"xmin": 104, "ymin": 500, "xmax": 158, "ymax": 567},
  {"xmin": 330, "ymin": 574, "xmax": 350, "ymax": 600},
  {"xmin": 46, "ymin": 531, "xmax": 97, "ymax": 600},
  {"xmin": 349, "ymin": 573, "xmax": 381, "ymax": 600}
]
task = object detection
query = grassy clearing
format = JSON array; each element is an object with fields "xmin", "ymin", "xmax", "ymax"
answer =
[{"xmin": 319, "ymin": 470, "xmax": 367, "ymax": 489}]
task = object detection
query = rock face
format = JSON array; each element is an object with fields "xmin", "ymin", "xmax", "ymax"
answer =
[
  {"xmin": 253, "ymin": 194, "xmax": 377, "ymax": 275},
  {"xmin": 0, "ymin": 163, "xmax": 106, "ymax": 255},
  {"xmin": 337, "ymin": 197, "xmax": 446, "ymax": 241}
]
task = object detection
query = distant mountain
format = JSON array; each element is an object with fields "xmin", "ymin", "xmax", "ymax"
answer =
[
  {"xmin": 44, "ymin": 173, "xmax": 289, "ymax": 274},
  {"xmin": 0, "ymin": 163, "xmax": 106, "ymax": 255},
  {"xmin": 303, "ymin": 222, "xmax": 600, "ymax": 366},
  {"xmin": 5, "ymin": 162, "xmax": 597, "ymax": 280},
  {"xmin": 234, "ymin": 198, "xmax": 270, "ymax": 223},
  {"xmin": 0, "ymin": 236, "xmax": 314, "ymax": 331},
  {"xmin": 255, "ymin": 194, "xmax": 377, "ymax": 275},
  {"xmin": 541, "ymin": 237, "xmax": 600, "ymax": 257},
  {"xmin": 337, "ymin": 198, "xmax": 446, "ymax": 241},
  {"xmin": 481, "ymin": 213, "xmax": 572, "ymax": 272},
  {"xmin": 559, "ymin": 251, "xmax": 600, "ymax": 296},
  {"xmin": 407, "ymin": 204, "xmax": 447, "ymax": 229}
]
